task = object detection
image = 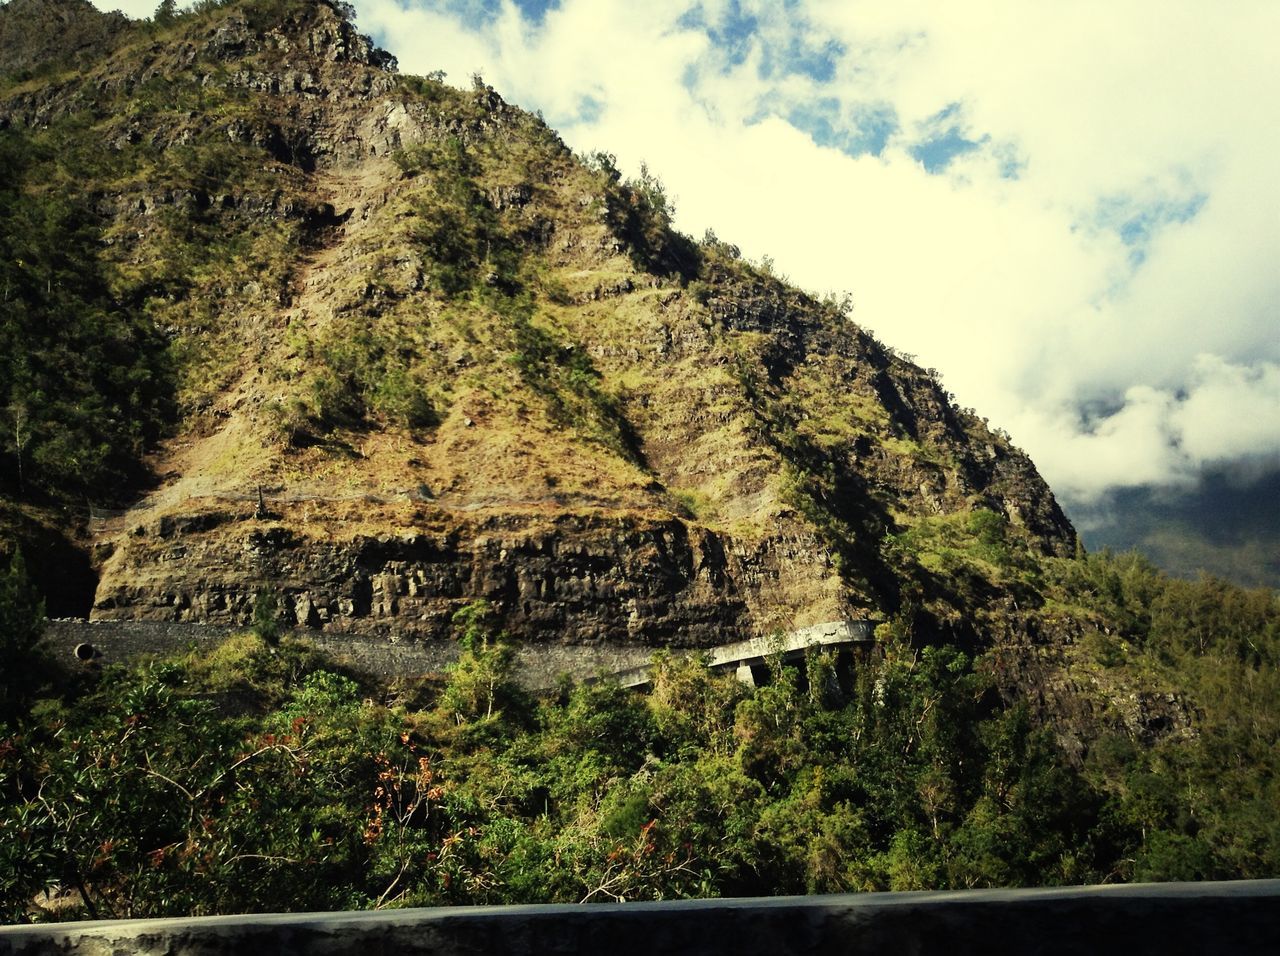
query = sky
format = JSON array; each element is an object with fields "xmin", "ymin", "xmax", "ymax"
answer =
[{"xmin": 94, "ymin": 1, "xmax": 1280, "ymax": 537}]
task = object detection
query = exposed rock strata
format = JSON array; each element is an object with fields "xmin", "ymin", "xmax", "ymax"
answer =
[{"xmin": 93, "ymin": 504, "xmax": 846, "ymax": 646}]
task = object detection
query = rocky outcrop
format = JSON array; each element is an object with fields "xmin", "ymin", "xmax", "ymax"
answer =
[
  {"xmin": 984, "ymin": 613, "xmax": 1199, "ymax": 762},
  {"xmin": 0, "ymin": 0, "xmax": 404, "ymax": 163},
  {"xmin": 0, "ymin": 0, "xmax": 131, "ymax": 80},
  {"xmin": 93, "ymin": 503, "xmax": 847, "ymax": 646}
]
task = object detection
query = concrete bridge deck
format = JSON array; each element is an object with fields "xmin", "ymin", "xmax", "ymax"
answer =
[{"xmin": 613, "ymin": 619, "xmax": 875, "ymax": 687}]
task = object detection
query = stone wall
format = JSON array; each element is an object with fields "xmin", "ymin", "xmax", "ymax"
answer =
[
  {"xmin": 44, "ymin": 617, "xmax": 879, "ymax": 689},
  {"xmin": 1, "ymin": 880, "xmax": 1277, "ymax": 955}
]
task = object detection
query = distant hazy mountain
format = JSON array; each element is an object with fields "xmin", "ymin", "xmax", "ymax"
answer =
[{"xmin": 1074, "ymin": 468, "xmax": 1280, "ymax": 590}]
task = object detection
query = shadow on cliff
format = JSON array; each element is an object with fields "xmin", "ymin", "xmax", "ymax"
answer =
[{"xmin": 1, "ymin": 518, "xmax": 98, "ymax": 617}]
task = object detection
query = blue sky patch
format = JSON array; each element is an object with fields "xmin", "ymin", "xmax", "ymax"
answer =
[
  {"xmin": 759, "ymin": 35, "xmax": 844, "ymax": 82},
  {"xmin": 574, "ymin": 94, "xmax": 603, "ymax": 124},
  {"xmin": 1118, "ymin": 194, "xmax": 1206, "ymax": 245},
  {"xmin": 511, "ymin": 0, "xmax": 561, "ymax": 23},
  {"xmin": 1094, "ymin": 191, "xmax": 1208, "ymax": 266},
  {"xmin": 678, "ymin": 1, "xmax": 758, "ymax": 70},
  {"xmin": 908, "ymin": 103, "xmax": 986, "ymax": 173},
  {"xmin": 910, "ymin": 131, "xmax": 985, "ymax": 173},
  {"xmin": 675, "ymin": 6, "xmax": 707, "ymax": 32},
  {"xmin": 435, "ymin": 0, "xmax": 501, "ymax": 30},
  {"xmin": 540, "ymin": 93, "xmax": 603, "ymax": 131},
  {"xmin": 852, "ymin": 104, "xmax": 899, "ymax": 156},
  {"xmin": 992, "ymin": 143, "xmax": 1025, "ymax": 180},
  {"xmin": 423, "ymin": 1, "xmax": 559, "ymax": 30},
  {"xmin": 782, "ymin": 98, "xmax": 898, "ymax": 158},
  {"xmin": 711, "ymin": 1, "xmax": 759, "ymax": 69}
]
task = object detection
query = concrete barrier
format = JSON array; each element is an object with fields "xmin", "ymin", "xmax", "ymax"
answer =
[{"xmin": 2, "ymin": 881, "xmax": 1277, "ymax": 955}]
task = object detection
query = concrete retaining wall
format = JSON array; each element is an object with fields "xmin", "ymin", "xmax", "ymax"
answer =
[
  {"xmin": 41, "ymin": 620, "xmax": 704, "ymax": 690},
  {"xmin": 1, "ymin": 881, "xmax": 1277, "ymax": 955}
]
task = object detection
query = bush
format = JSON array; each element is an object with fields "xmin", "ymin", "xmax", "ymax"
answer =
[
  {"xmin": 252, "ymin": 589, "xmax": 282, "ymax": 645},
  {"xmin": 439, "ymin": 601, "xmax": 526, "ymax": 726}
]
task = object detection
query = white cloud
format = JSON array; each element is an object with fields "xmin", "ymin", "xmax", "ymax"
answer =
[
  {"xmin": 85, "ymin": 0, "xmax": 1280, "ymax": 506},
  {"xmin": 92, "ymin": 0, "xmax": 157, "ymax": 18},
  {"xmin": 1021, "ymin": 355, "xmax": 1280, "ymax": 502},
  {"xmin": 1173, "ymin": 356, "xmax": 1280, "ymax": 464},
  {"xmin": 1017, "ymin": 386, "xmax": 1187, "ymax": 499}
]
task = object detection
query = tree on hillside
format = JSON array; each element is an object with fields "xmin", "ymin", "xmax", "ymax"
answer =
[
  {"xmin": 0, "ymin": 129, "xmax": 173, "ymax": 499},
  {"xmin": 0, "ymin": 549, "xmax": 44, "ymax": 725},
  {"xmin": 4, "ymin": 401, "xmax": 31, "ymax": 492},
  {"xmin": 153, "ymin": 1, "xmax": 178, "ymax": 26},
  {"xmin": 439, "ymin": 600, "xmax": 523, "ymax": 724}
]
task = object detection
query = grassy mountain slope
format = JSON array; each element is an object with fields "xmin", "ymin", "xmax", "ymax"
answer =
[{"xmin": 0, "ymin": 0, "xmax": 1075, "ymax": 647}]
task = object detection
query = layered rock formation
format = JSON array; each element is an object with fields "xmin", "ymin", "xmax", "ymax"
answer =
[{"xmin": 94, "ymin": 502, "xmax": 858, "ymax": 645}]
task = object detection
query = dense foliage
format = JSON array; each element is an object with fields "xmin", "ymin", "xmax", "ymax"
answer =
[
  {"xmin": 0, "ymin": 550, "xmax": 45, "ymax": 724},
  {"xmin": 1, "ymin": 557, "xmax": 1276, "ymax": 922},
  {"xmin": 1048, "ymin": 551, "xmax": 1280, "ymax": 881},
  {"xmin": 0, "ymin": 129, "xmax": 173, "ymax": 496}
]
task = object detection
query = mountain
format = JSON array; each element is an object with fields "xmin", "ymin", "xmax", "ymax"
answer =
[
  {"xmin": 1076, "ymin": 470, "xmax": 1280, "ymax": 591},
  {"xmin": 2, "ymin": 0, "xmax": 1273, "ymax": 752},
  {"xmin": 0, "ymin": 0, "xmax": 1076, "ymax": 650}
]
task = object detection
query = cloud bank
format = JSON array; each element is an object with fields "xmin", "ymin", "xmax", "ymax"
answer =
[{"xmin": 92, "ymin": 0, "xmax": 1280, "ymax": 508}]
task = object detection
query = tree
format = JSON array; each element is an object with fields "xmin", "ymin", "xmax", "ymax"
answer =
[
  {"xmin": 251, "ymin": 589, "xmax": 281, "ymax": 645},
  {"xmin": 439, "ymin": 601, "xmax": 521, "ymax": 724},
  {"xmin": 4, "ymin": 402, "xmax": 31, "ymax": 492},
  {"xmin": 153, "ymin": 1, "xmax": 178, "ymax": 27},
  {"xmin": 0, "ymin": 549, "xmax": 45, "ymax": 725}
]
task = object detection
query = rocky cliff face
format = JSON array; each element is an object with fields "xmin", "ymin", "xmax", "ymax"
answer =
[
  {"xmin": 0, "ymin": 0, "xmax": 1076, "ymax": 648},
  {"xmin": 94, "ymin": 502, "xmax": 846, "ymax": 645}
]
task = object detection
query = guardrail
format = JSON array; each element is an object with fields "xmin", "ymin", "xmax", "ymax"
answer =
[{"xmin": 2, "ymin": 880, "xmax": 1276, "ymax": 955}]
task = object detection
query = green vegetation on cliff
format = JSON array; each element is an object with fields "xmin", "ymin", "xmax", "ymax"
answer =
[
  {"xmin": 2, "ymin": 558, "xmax": 1277, "ymax": 920},
  {"xmin": 0, "ymin": 129, "xmax": 174, "ymax": 495}
]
